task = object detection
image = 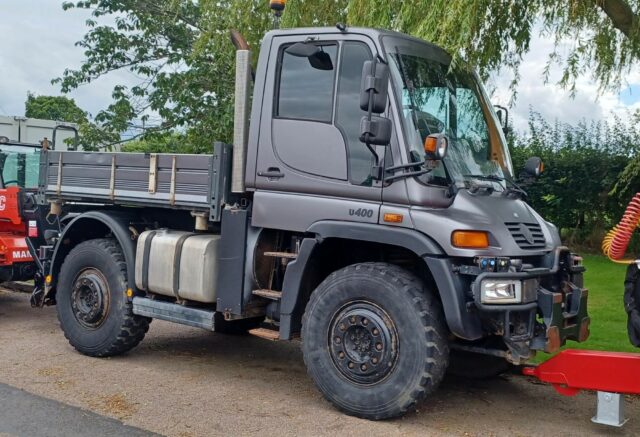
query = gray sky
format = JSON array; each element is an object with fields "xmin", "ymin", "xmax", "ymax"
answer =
[{"xmin": 0, "ymin": 0, "xmax": 638, "ymax": 132}]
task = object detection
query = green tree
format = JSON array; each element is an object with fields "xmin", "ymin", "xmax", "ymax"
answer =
[
  {"xmin": 58, "ymin": 1, "xmax": 638, "ymax": 149},
  {"xmin": 613, "ymin": 109, "xmax": 640, "ymax": 200},
  {"xmin": 25, "ymin": 93, "xmax": 88, "ymax": 124},
  {"xmin": 347, "ymin": 0, "xmax": 639, "ymax": 95},
  {"xmin": 509, "ymin": 110, "xmax": 639, "ymax": 248}
]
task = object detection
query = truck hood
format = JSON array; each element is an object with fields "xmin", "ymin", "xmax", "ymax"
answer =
[{"xmin": 410, "ymin": 190, "xmax": 561, "ymax": 258}]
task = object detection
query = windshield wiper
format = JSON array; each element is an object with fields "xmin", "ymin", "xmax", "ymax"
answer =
[{"xmin": 463, "ymin": 174, "xmax": 528, "ymax": 198}]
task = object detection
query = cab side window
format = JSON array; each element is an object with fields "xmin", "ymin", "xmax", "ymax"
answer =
[
  {"xmin": 335, "ymin": 42, "xmax": 373, "ymax": 186},
  {"xmin": 276, "ymin": 44, "xmax": 337, "ymax": 122},
  {"xmin": 272, "ymin": 40, "xmax": 377, "ymax": 186}
]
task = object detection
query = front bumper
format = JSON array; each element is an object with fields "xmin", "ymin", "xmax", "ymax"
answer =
[{"xmin": 469, "ymin": 250, "xmax": 590, "ymax": 363}]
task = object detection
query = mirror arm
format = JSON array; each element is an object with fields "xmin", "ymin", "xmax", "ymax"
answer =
[
  {"xmin": 364, "ymin": 62, "xmax": 380, "ymax": 177},
  {"xmin": 385, "ymin": 160, "xmax": 425, "ymax": 173},
  {"xmin": 384, "ymin": 168, "xmax": 433, "ymax": 183}
]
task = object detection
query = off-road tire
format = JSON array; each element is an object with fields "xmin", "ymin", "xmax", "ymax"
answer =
[
  {"xmin": 302, "ymin": 262, "xmax": 449, "ymax": 420},
  {"xmin": 56, "ymin": 238, "xmax": 150, "ymax": 357},
  {"xmin": 447, "ymin": 350, "xmax": 513, "ymax": 379}
]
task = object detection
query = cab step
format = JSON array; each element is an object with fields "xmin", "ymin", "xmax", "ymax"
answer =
[
  {"xmin": 248, "ymin": 327, "xmax": 280, "ymax": 341},
  {"xmin": 263, "ymin": 251, "xmax": 298, "ymax": 259},
  {"xmin": 252, "ymin": 289, "xmax": 282, "ymax": 300},
  {"xmin": 132, "ymin": 297, "xmax": 215, "ymax": 331}
]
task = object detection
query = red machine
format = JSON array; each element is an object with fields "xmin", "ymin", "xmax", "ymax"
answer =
[
  {"xmin": 0, "ymin": 185, "xmax": 36, "ymax": 281},
  {"xmin": 0, "ymin": 137, "xmax": 42, "ymax": 283},
  {"xmin": 524, "ymin": 194, "xmax": 640, "ymax": 427}
]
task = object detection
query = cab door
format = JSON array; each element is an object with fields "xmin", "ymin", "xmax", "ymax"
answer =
[{"xmin": 252, "ymin": 33, "xmax": 385, "ymax": 231}]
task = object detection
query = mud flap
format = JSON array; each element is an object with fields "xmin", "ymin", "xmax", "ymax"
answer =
[{"xmin": 624, "ymin": 263, "xmax": 640, "ymax": 347}]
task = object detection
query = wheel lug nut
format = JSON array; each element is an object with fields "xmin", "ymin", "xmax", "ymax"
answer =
[
  {"xmin": 361, "ymin": 364, "xmax": 368, "ymax": 371},
  {"xmin": 350, "ymin": 316, "xmax": 356, "ymax": 324},
  {"xmin": 339, "ymin": 323, "xmax": 346, "ymax": 331},
  {"xmin": 338, "ymin": 352, "xmax": 345, "ymax": 359},
  {"xmin": 362, "ymin": 318, "xmax": 368, "ymax": 325},
  {"xmin": 375, "ymin": 343, "xmax": 382, "ymax": 351},
  {"xmin": 371, "ymin": 357, "xmax": 378, "ymax": 364},
  {"xmin": 372, "ymin": 328, "xmax": 379, "ymax": 335},
  {"xmin": 348, "ymin": 362, "xmax": 354, "ymax": 369},
  {"xmin": 334, "ymin": 337, "xmax": 341, "ymax": 344}
]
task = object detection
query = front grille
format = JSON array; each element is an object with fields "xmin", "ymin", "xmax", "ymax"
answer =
[{"xmin": 505, "ymin": 222, "xmax": 546, "ymax": 250}]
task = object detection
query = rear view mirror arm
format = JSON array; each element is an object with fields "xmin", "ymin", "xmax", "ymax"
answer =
[{"xmin": 384, "ymin": 168, "xmax": 433, "ymax": 184}]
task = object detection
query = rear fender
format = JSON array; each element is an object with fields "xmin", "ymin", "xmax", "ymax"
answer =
[{"xmin": 47, "ymin": 211, "xmax": 137, "ymax": 298}]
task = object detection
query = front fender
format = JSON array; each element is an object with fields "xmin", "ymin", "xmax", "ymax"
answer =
[
  {"xmin": 307, "ymin": 220, "xmax": 444, "ymax": 256},
  {"xmin": 303, "ymin": 221, "xmax": 482, "ymax": 340}
]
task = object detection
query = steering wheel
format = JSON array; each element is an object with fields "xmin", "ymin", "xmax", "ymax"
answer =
[{"xmin": 403, "ymin": 105, "xmax": 445, "ymax": 139}]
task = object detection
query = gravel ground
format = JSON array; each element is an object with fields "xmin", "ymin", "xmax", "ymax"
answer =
[{"xmin": 1, "ymin": 288, "xmax": 638, "ymax": 437}]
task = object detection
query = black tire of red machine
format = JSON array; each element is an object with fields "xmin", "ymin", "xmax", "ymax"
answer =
[
  {"xmin": 56, "ymin": 238, "xmax": 150, "ymax": 357},
  {"xmin": 302, "ymin": 262, "xmax": 449, "ymax": 420},
  {"xmin": 624, "ymin": 263, "xmax": 640, "ymax": 348}
]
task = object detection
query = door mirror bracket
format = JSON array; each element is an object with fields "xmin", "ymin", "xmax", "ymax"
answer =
[{"xmin": 359, "ymin": 59, "xmax": 391, "ymax": 180}]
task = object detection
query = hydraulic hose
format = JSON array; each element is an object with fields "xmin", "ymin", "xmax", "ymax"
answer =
[{"xmin": 602, "ymin": 193, "xmax": 640, "ymax": 264}]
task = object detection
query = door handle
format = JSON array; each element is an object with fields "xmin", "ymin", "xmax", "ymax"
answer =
[{"xmin": 258, "ymin": 167, "xmax": 285, "ymax": 179}]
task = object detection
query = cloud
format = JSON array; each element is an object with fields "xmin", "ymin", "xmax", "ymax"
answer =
[
  {"xmin": 0, "ymin": 0, "xmax": 136, "ymax": 118},
  {"xmin": 488, "ymin": 29, "xmax": 640, "ymax": 132},
  {"xmin": 0, "ymin": 1, "xmax": 637, "ymax": 134}
]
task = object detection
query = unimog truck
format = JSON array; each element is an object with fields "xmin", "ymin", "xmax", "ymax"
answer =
[{"xmin": 26, "ymin": 26, "xmax": 589, "ymax": 419}]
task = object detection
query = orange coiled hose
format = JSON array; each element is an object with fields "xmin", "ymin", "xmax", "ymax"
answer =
[{"xmin": 602, "ymin": 193, "xmax": 640, "ymax": 264}]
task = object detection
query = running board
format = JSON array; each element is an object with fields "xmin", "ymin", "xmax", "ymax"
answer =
[{"xmin": 132, "ymin": 297, "xmax": 215, "ymax": 331}]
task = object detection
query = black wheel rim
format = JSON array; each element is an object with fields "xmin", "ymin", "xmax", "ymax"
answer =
[
  {"xmin": 329, "ymin": 300, "xmax": 399, "ymax": 385},
  {"xmin": 70, "ymin": 268, "xmax": 110, "ymax": 329}
]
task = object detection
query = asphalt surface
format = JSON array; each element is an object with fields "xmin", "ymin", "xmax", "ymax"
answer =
[
  {"xmin": 1, "ymin": 288, "xmax": 639, "ymax": 436},
  {"xmin": 0, "ymin": 382, "xmax": 157, "ymax": 437}
]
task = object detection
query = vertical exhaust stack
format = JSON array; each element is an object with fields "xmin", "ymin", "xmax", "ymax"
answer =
[{"xmin": 230, "ymin": 30, "xmax": 252, "ymax": 194}]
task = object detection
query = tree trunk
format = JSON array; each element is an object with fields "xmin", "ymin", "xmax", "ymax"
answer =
[{"xmin": 596, "ymin": 0, "xmax": 639, "ymax": 39}]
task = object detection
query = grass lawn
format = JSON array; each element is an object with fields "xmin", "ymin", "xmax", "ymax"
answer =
[{"xmin": 536, "ymin": 254, "xmax": 636, "ymax": 362}]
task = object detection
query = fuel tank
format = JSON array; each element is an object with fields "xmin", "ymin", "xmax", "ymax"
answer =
[{"xmin": 135, "ymin": 229, "xmax": 220, "ymax": 303}]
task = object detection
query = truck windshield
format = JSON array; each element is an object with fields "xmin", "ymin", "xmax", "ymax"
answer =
[
  {"xmin": 0, "ymin": 145, "xmax": 41, "ymax": 189},
  {"xmin": 384, "ymin": 37, "xmax": 513, "ymax": 187}
]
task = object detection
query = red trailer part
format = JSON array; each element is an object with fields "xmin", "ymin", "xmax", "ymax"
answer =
[
  {"xmin": 523, "ymin": 349, "xmax": 640, "ymax": 426},
  {"xmin": 523, "ymin": 349, "xmax": 640, "ymax": 396}
]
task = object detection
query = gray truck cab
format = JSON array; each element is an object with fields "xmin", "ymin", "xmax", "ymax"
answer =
[
  {"xmin": 29, "ymin": 26, "xmax": 588, "ymax": 420},
  {"xmin": 245, "ymin": 27, "xmax": 587, "ymax": 359}
]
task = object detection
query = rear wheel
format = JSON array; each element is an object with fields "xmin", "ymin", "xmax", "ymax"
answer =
[
  {"xmin": 56, "ymin": 238, "xmax": 150, "ymax": 357},
  {"xmin": 302, "ymin": 262, "xmax": 449, "ymax": 420}
]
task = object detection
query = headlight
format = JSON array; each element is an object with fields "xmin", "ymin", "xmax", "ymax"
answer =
[{"xmin": 480, "ymin": 279, "xmax": 522, "ymax": 304}]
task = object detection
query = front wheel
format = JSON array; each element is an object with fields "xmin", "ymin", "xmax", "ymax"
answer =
[
  {"xmin": 302, "ymin": 262, "xmax": 449, "ymax": 420},
  {"xmin": 56, "ymin": 238, "xmax": 150, "ymax": 357}
]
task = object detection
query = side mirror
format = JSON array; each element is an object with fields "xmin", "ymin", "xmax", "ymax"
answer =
[
  {"xmin": 360, "ymin": 116, "xmax": 392, "ymax": 146},
  {"xmin": 524, "ymin": 157, "xmax": 544, "ymax": 178},
  {"xmin": 360, "ymin": 60, "xmax": 389, "ymax": 114},
  {"xmin": 494, "ymin": 105, "xmax": 509, "ymax": 135}
]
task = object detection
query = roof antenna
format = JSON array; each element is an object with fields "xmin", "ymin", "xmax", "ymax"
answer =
[
  {"xmin": 270, "ymin": 0, "xmax": 286, "ymax": 29},
  {"xmin": 336, "ymin": 23, "xmax": 347, "ymax": 33}
]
